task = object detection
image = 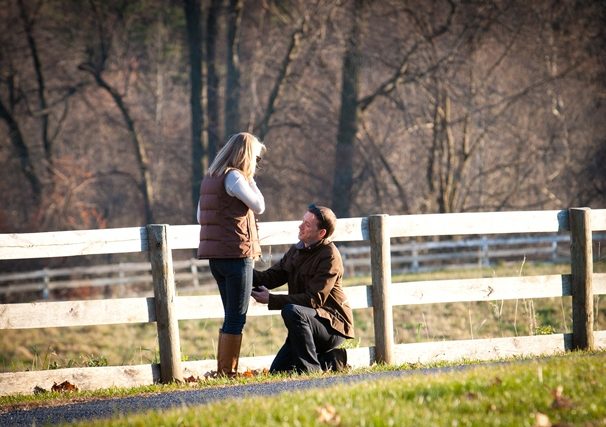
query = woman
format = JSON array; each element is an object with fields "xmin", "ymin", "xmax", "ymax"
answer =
[{"xmin": 196, "ymin": 132, "xmax": 266, "ymax": 377}]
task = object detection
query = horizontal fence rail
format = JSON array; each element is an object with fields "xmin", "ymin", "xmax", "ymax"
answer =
[
  {"xmin": 4, "ymin": 233, "xmax": 600, "ymax": 301},
  {"xmin": 0, "ymin": 208, "xmax": 605, "ymax": 396}
]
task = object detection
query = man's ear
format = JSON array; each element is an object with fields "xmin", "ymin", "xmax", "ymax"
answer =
[{"xmin": 319, "ymin": 228, "xmax": 327, "ymax": 239}]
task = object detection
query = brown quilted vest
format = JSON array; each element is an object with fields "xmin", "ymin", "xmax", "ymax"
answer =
[{"xmin": 197, "ymin": 174, "xmax": 262, "ymax": 259}]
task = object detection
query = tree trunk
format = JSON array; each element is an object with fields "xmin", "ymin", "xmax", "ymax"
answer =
[
  {"xmin": 0, "ymin": 99, "xmax": 42, "ymax": 203},
  {"xmin": 225, "ymin": 0, "xmax": 243, "ymax": 136},
  {"xmin": 17, "ymin": 0, "xmax": 51, "ymax": 168},
  {"xmin": 331, "ymin": 0, "xmax": 362, "ymax": 219},
  {"xmin": 184, "ymin": 0, "xmax": 205, "ymax": 219},
  {"xmin": 206, "ymin": 0, "xmax": 221, "ymax": 162}
]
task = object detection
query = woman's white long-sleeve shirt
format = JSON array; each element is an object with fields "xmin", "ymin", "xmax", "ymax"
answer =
[{"xmin": 197, "ymin": 170, "xmax": 265, "ymax": 223}]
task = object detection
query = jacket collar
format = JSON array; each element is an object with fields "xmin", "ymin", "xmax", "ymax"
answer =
[{"xmin": 295, "ymin": 239, "xmax": 326, "ymax": 251}]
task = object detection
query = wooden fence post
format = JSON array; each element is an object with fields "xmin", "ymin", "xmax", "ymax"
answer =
[
  {"xmin": 369, "ymin": 214, "xmax": 394, "ymax": 364},
  {"xmin": 42, "ymin": 268, "xmax": 50, "ymax": 300},
  {"xmin": 147, "ymin": 224, "xmax": 184, "ymax": 383},
  {"xmin": 569, "ymin": 208, "xmax": 595, "ymax": 351},
  {"xmin": 190, "ymin": 260, "xmax": 200, "ymax": 288},
  {"xmin": 411, "ymin": 241, "xmax": 419, "ymax": 272}
]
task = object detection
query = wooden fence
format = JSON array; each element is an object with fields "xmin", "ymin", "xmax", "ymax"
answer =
[
  {"xmin": 3, "ymin": 233, "xmax": 595, "ymax": 302},
  {"xmin": 1, "ymin": 208, "xmax": 605, "ymax": 396}
]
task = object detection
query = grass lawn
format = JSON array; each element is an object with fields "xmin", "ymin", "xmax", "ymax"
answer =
[{"xmin": 47, "ymin": 351, "xmax": 605, "ymax": 427}]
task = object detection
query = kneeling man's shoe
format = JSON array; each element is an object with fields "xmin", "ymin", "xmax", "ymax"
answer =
[{"xmin": 319, "ymin": 348, "xmax": 348, "ymax": 372}]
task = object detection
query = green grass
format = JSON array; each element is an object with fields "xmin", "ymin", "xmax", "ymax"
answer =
[
  {"xmin": 44, "ymin": 351, "xmax": 604, "ymax": 427},
  {"xmin": 1, "ymin": 351, "xmax": 605, "ymax": 426}
]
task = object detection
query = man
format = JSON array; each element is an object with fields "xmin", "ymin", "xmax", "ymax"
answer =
[{"xmin": 251, "ymin": 204, "xmax": 355, "ymax": 373}]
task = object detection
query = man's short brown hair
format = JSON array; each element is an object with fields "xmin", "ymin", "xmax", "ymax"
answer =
[{"xmin": 308, "ymin": 204, "xmax": 337, "ymax": 239}]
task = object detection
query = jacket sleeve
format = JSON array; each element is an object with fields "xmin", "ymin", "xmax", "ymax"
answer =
[
  {"xmin": 252, "ymin": 247, "xmax": 293, "ymax": 290},
  {"xmin": 267, "ymin": 249, "xmax": 340, "ymax": 311},
  {"xmin": 225, "ymin": 170, "xmax": 265, "ymax": 214}
]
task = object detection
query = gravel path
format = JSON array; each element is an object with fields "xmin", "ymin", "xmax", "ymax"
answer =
[{"xmin": 0, "ymin": 366, "xmax": 470, "ymax": 426}]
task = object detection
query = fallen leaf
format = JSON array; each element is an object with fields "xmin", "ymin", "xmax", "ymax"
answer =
[
  {"xmin": 51, "ymin": 381, "xmax": 78, "ymax": 392},
  {"xmin": 534, "ymin": 412, "xmax": 551, "ymax": 427},
  {"xmin": 245, "ymin": 368, "xmax": 269, "ymax": 377},
  {"xmin": 204, "ymin": 370, "xmax": 219, "ymax": 378},
  {"xmin": 316, "ymin": 404, "xmax": 341, "ymax": 425},
  {"xmin": 203, "ymin": 368, "xmax": 270, "ymax": 379},
  {"xmin": 33, "ymin": 386, "xmax": 47, "ymax": 394},
  {"xmin": 551, "ymin": 385, "xmax": 574, "ymax": 409}
]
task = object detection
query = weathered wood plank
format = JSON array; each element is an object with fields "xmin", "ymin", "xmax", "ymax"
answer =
[
  {"xmin": 394, "ymin": 330, "xmax": 606, "ymax": 365},
  {"xmin": 392, "ymin": 334, "xmax": 571, "ymax": 364},
  {"xmin": 175, "ymin": 294, "xmax": 287, "ymax": 320},
  {"xmin": 169, "ymin": 221, "xmax": 302, "ymax": 249},
  {"xmin": 0, "ymin": 364, "xmax": 160, "ymax": 396},
  {"xmin": 3, "ymin": 274, "xmax": 603, "ymax": 330},
  {"xmin": 0, "ymin": 298, "xmax": 154, "ymax": 329},
  {"xmin": 594, "ymin": 273, "xmax": 606, "ymax": 294},
  {"xmin": 3, "ymin": 331, "xmax": 604, "ymax": 396},
  {"xmin": 168, "ymin": 224, "xmax": 201, "ymax": 250},
  {"xmin": 0, "ymin": 227, "xmax": 147, "ymax": 260},
  {"xmin": 333, "ymin": 217, "xmax": 368, "ymax": 242},
  {"xmin": 389, "ymin": 275, "xmax": 572, "ymax": 306},
  {"xmin": 593, "ymin": 209, "xmax": 606, "ymax": 231},
  {"xmin": 343, "ymin": 285, "xmax": 373, "ymax": 309},
  {"xmin": 175, "ymin": 294, "xmax": 226, "ymax": 320},
  {"xmin": 2, "ymin": 211, "xmax": 603, "ymax": 260},
  {"xmin": 255, "ymin": 220, "xmax": 300, "ymax": 246},
  {"xmin": 345, "ymin": 347, "xmax": 374, "ymax": 368},
  {"xmin": 166, "ymin": 218, "xmax": 368, "ymax": 251},
  {"xmin": 389, "ymin": 210, "xmax": 569, "ymax": 237}
]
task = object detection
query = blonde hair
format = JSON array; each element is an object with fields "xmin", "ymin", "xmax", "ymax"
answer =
[{"xmin": 208, "ymin": 132, "xmax": 266, "ymax": 180}]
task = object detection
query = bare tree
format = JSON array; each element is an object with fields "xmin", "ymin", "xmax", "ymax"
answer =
[
  {"xmin": 78, "ymin": 0, "xmax": 155, "ymax": 224},
  {"xmin": 184, "ymin": 0, "xmax": 205, "ymax": 219},
  {"xmin": 224, "ymin": 0, "xmax": 243, "ymax": 136},
  {"xmin": 1, "ymin": 0, "xmax": 604, "ymax": 239},
  {"xmin": 330, "ymin": 0, "xmax": 362, "ymax": 219},
  {"xmin": 17, "ymin": 0, "xmax": 51, "ymax": 167},
  {"xmin": 1, "ymin": 0, "xmax": 86, "ymax": 225},
  {"xmin": 206, "ymin": 0, "xmax": 222, "ymax": 161},
  {"xmin": 0, "ymin": 97, "xmax": 41, "ymax": 203},
  {"xmin": 331, "ymin": 0, "xmax": 456, "ymax": 217}
]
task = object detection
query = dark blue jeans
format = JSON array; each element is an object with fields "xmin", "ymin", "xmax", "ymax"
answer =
[
  {"xmin": 270, "ymin": 304, "xmax": 345, "ymax": 373},
  {"xmin": 209, "ymin": 258, "xmax": 253, "ymax": 335}
]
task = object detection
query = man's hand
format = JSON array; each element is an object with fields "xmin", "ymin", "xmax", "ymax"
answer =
[{"xmin": 251, "ymin": 285, "xmax": 269, "ymax": 304}]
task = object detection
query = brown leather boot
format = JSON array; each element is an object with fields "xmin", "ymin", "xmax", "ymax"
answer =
[{"xmin": 217, "ymin": 330, "xmax": 242, "ymax": 377}]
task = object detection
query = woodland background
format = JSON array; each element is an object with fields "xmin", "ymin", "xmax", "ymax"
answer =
[{"xmin": 1, "ymin": 0, "xmax": 605, "ymax": 271}]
